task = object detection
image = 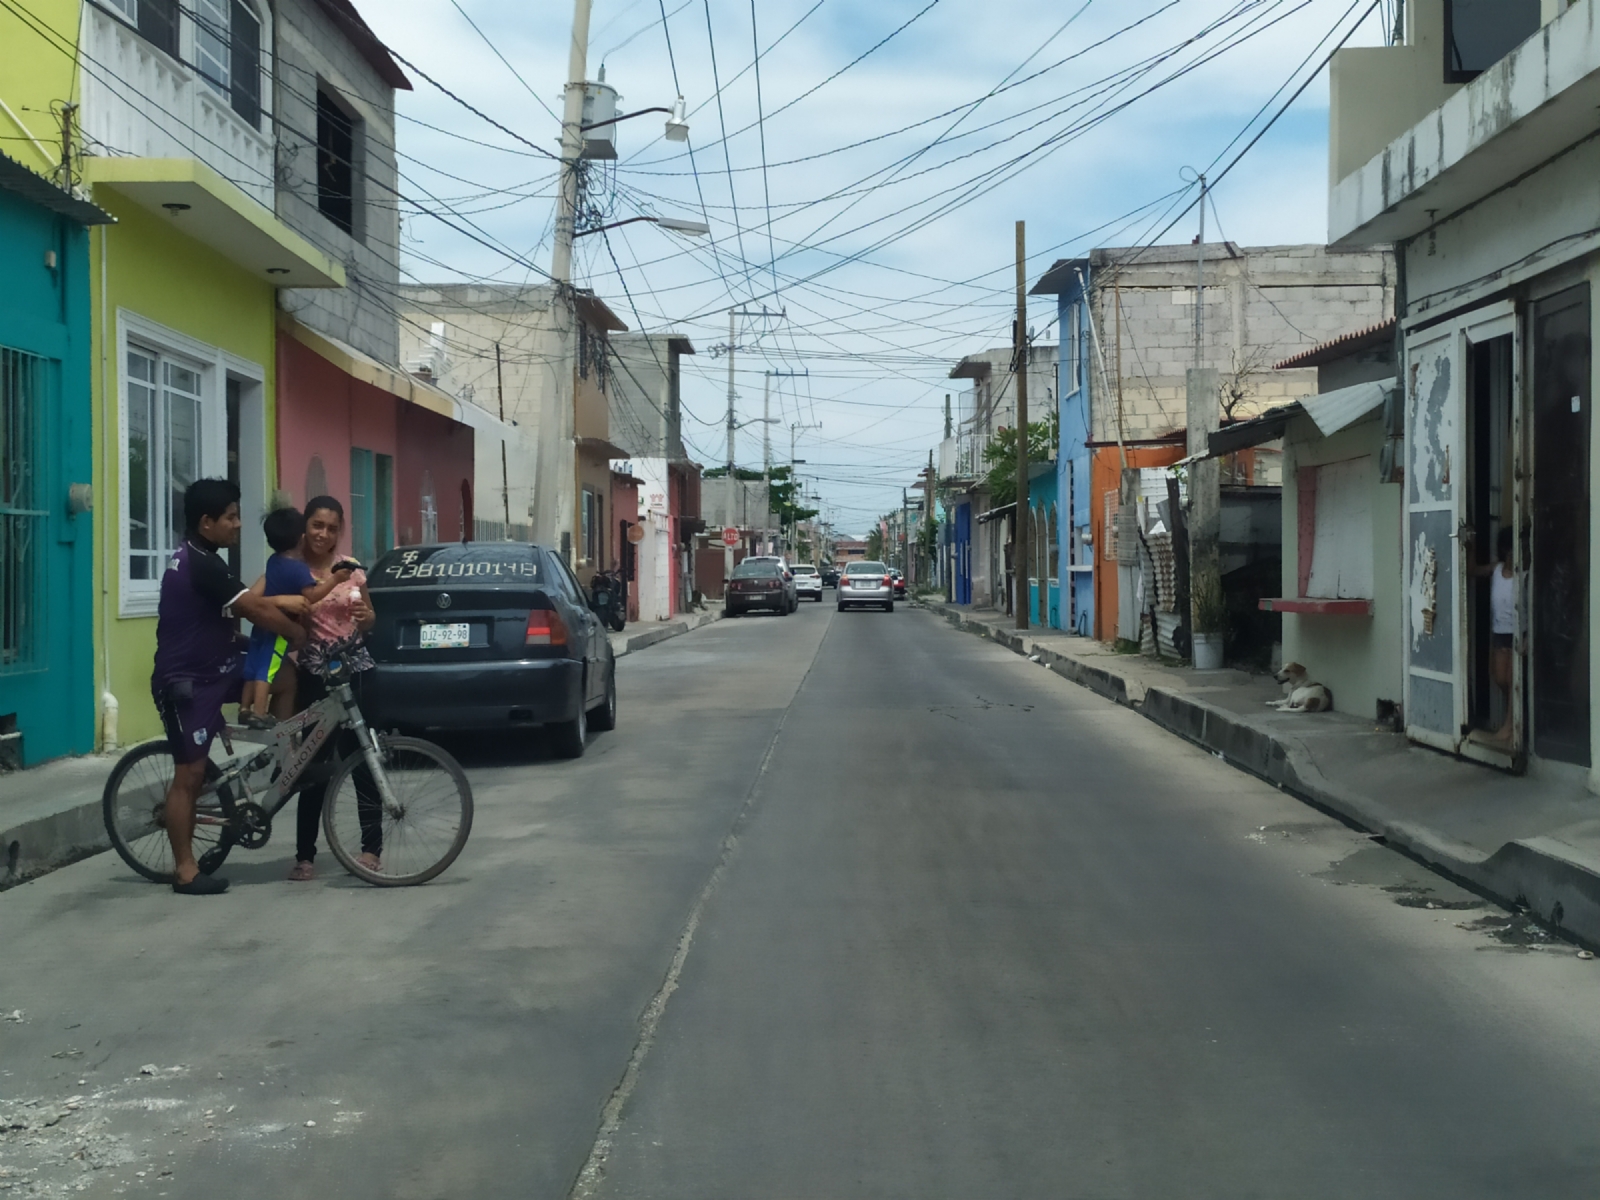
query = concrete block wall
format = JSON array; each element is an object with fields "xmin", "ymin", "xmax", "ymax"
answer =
[
  {"xmin": 396, "ymin": 284, "xmax": 566, "ymax": 533},
  {"xmin": 1085, "ymin": 244, "xmax": 1392, "ymax": 444},
  {"xmin": 610, "ymin": 335, "xmax": 683, "ymax": 460},
  {"xmin": 951, "ymin": 345, "xmax": 1059, "ymax": 440},
  {"xmin": 395, "ymin": 284, "xmax": 559, "ymax": 436},
  {"xmin": 274, "ymin": 0, "xmax": 403, "ymax": 365}
]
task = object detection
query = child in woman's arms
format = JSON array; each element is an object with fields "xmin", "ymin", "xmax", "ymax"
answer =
[{"xmin": 238, "ymin": 507, "xmax": 352, "ymax": 727}]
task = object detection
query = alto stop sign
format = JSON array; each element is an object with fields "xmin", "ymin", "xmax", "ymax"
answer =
[{"xmin": 721, "ymin": 526, "xmax": 739, "ymax": 547}]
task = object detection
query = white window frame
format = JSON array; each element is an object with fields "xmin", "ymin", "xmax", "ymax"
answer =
[
  {"xmin": 116, "ymin": 310, "xmax": 262, "ymax": 618},
  {"xmin": 1065, "ymin": 301, "xmax": 1082, "ymax": 397}
]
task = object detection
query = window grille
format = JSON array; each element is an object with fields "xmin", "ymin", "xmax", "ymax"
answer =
[{"xmin": 1, "ymin": 348, "xmax": 47, "ymax": 674}]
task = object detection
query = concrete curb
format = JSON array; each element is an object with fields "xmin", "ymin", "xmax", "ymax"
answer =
[
  {"xmin": 922, "ymin": 599, "xmax": 1600, "ymax": 948},
  {"xmin": 2, "ymin": 794, "xmax": 114, "ymax": 890},
  {"xmin": 2, "ymin": 610, "xmax": 727, "ymax": 892},
  {"xmin": 610, "ymin": 608, "xmax": 722, "ymax": 657}
]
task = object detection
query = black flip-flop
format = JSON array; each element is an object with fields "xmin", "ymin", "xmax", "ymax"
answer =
[{"xmin": 172, "ymin": 873, "xmax": 230, "ymax": 895}]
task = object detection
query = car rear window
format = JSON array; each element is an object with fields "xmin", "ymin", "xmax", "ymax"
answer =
[
  {"xmin": 846, "ymin": 562, "xmax": 886, "ymax": 574},
  {"xmin": 793, "ymin": 566, "xmax": 817, "ymax": 574},
  {"xmin": 371, "ymin": 544, "xmax": 540, "ymax": 587},
  {"xmin": 732, "ymin": 561, "xmax": 781, "ymax": 578}
]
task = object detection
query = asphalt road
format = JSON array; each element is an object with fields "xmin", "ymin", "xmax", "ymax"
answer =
[{"xmin": 6, "ymin": 598, "xmax": 1600, "ymax": 1199}]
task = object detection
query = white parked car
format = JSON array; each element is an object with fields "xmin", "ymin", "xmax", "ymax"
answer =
[{"xmin": 790, "ymin": 563, "xmax": 823, "ymax": 601}]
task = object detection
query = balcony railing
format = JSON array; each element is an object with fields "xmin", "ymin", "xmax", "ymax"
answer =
[{"xmin": 81, "ymin": 4, "xmax": 275, "ymax": 208}]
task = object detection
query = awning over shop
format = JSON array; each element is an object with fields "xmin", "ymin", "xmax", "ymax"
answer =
[
  {"xmin": 1205, "ymin": 403, "xmax": 1301, "ymax": 459},
  {"xmin": 1197, "ymin": 378, "xmax": 1395, "ymax": 461},
  {"xmin": 0, "ymin": 152, "xmax": 114, "ymax": 225},
  {"xmin": 1301, "ymin": 378, "xmax": 1393, "ymax": 437},
  {"xmin": 280, "ymin": 314, "xmax": 460, "ymax": 419},
  {"xmin": 975, "ymin": 501, "xmax": 1016, "ymax": 524}
]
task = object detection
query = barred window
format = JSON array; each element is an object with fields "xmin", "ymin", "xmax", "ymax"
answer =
[{"xmin": 1, "ymin": 347, "xmax": 47, "ymax": 674}]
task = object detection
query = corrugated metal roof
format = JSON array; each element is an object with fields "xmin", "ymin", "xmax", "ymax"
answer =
[
  {"xmin": 1274, "ymin": 317, "xmax": 1396, "ymax": 370},
  {"xmin": 1302, "ymin": 378, "xmax": 1393, "ymax": 437},
  {"xmin": 0, "ymin": 153, "xmax": 114, "ymax": 225}
]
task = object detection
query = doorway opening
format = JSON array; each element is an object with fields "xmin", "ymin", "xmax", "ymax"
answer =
[{"xmin": 1465, "ymin": 332, "xmax": 1513, "ymax": 739}]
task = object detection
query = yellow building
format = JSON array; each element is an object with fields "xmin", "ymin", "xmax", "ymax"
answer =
[{"xmin": 1, "ymin": 0, "xmax": 341, "ymax": 746}]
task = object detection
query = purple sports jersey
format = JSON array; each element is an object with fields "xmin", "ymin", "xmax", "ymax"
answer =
[{"xmin": 152, "ymin": 538, "xmax": 250, "ymax": 687}]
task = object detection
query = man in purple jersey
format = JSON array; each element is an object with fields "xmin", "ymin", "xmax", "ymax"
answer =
[{"xmin": 153, "ymin": 479, "xmax": 307, "ymax": 896}]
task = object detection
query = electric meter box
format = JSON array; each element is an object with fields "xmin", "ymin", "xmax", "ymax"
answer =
[{"xmin": 580, "ymin": 82, "xmax": 620, "ymax": 160}]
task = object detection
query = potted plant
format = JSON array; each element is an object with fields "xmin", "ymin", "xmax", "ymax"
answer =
[{"xmin": 1191, "ymin": 571, "xmax": 1226, "ymax": 670}]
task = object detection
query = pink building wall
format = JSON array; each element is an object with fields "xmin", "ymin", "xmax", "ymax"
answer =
[{"xmin": 277, "ymin": 337, "xmax": 474, "ymax": 549}]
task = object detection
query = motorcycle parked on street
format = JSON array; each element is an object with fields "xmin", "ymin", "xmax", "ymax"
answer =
[{"xmin": 589, "ymin": 569, "xmax": 627, "ymax": 633}]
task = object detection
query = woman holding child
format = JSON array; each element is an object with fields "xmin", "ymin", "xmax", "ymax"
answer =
[
  {"xmin": 289, "ymin": 495, "xmax": 379, "ymax": 880},
  {"xmin": 244, "ymin": 496, "xmax": 380, "ymax": 880}
]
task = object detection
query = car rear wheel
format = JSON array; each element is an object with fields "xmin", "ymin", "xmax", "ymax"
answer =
[
  {"xmin": 589, "ymin": 664, "xmax": 617, "ymax": 732},
  {"xmin": 884, "ymin": 601, "xmax": 894, "ymax": 612},
  {"xmin": 549, "ymin": 698, "xmax": 587, "ymax": 759}
]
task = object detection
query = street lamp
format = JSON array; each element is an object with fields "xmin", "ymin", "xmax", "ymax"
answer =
[
  {"xmin": 574, "ymin": 215, "xmax": 709, "ymax": 239},
  {"xmin": 664, "ymin": 95, "xmax": 690, "ymax": 142},
  {"xmin": 581, "ymin": 95, "xmax": 691, "ymax": 144}
]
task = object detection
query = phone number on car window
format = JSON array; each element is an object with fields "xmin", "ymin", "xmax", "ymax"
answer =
[{"xmin": 384, "ymin": 561, "xmax": 537, "ymax": 581}]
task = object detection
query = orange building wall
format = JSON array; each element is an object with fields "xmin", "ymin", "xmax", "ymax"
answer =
[{"xmin": 1089, "ymin": 444, "xmax": 1187, "ymax": 643}]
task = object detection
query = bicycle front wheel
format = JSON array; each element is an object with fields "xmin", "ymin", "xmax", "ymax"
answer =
[
  {"xmin": 322, "ymin": 735, "xmax": 473, "ymax": 886},
  {"xmin": 102, "ymin": 741, "xmax": 229, "ymax": 883}
]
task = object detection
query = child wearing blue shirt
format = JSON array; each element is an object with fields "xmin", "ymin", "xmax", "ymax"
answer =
[{"xmin": 240, "ymin": 507, "xmax": 350, "ymax": 727}]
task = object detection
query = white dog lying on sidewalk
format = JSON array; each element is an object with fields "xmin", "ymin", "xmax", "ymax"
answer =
[{"xmin": 1266, "ymin": 662, "xmax": 1333, "ymax": 713}]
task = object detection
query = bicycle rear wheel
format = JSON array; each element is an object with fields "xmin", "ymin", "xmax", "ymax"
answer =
[
  {"xmin": 321, "ymin": 735, "xmax": 472, "ymax": 886},
  {"xmin": 102, "ymin": 741, "xmax": 230, "ymax": 883}
]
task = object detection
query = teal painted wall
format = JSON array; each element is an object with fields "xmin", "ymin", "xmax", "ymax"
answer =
[{"xmin": 0, "ymin": 183, "xmax": 96, "ymax": 764}]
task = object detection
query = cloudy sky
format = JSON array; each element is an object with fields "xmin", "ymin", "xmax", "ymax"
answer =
[{"xmin": 361, "ymin": 0, "xmax": 1393, "ymax": 536}]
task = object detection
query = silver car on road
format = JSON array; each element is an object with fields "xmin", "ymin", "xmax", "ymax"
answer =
[{"xmin": 837, "ymin": 560, "xmax": 894, "ymax": 612}]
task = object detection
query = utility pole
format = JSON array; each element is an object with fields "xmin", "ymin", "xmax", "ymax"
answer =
[
  {"xmin": 1014, "ymin": 219, "xmax": 1029, "ymax": 631},
  {"xmin": 1194, "ymin": 172, "xmax": 1206, "ymax": 371},
  {"xmin": 724, "ymin": 308, "xmax": 737, "ymax": 477},
  {"xmin": 534, "ymin": 0, "xmax": 593, "ymax": 561},
  {"xmin": 496, "ymin": 342, "xmax": 510, "ymax": 528},
  {"xmin": 788, "ymin": 420, "xmax": 819, "ymax": 558},
  {"xmin": 902, "ymin": 487, "xmax": 910, "ymax": 578},
  {"xmin": 943, "ymin": 393, "xmax": 953, "ymax": 440},
  {"xmin": 56, "ymin": 102, "xmax": 76, "ymax": 192}
]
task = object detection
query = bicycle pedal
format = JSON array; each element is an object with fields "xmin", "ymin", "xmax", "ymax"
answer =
[{"xmin": 197, "ymin": 844, "xmax": 231, "ymax": 876}]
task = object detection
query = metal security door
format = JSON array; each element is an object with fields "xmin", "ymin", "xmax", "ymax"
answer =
[
  {"xmin": 1404, "ymin": 324, "xmax": 1466, "ymax": 751},
  {"xmin": 1529, "ymin": 286, "xmax": 1591, "ymax": 766}
]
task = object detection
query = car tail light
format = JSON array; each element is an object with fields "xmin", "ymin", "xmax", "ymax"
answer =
[
  {"xmin": 883, "ymin": 575, "xmax": 894, "ymax": 587},
  {"xmin": 525, "ymin": 608, "xmax": 568, "ymax": 646}
]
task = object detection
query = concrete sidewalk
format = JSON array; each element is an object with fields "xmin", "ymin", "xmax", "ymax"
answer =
[
  {"xmin": 923, "ymin": 599, "xmax": 1600, "ymax": 948},
  {"xmin": 0, "ymin": 608, "xmax": 721, "ymax": 889}
]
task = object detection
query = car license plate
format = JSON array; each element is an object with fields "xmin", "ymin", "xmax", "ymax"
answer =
[{"xmin": 420, "ymin": 622, "xmax": 471, "ymax": 649}]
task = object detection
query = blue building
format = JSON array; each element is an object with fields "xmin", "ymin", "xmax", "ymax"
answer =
[
  {"xmin": 1025, "ymin": 461, "xmax": 1058, "ymax": 628},
  {"xmin": 1032, "ymin": 261, "xmax": 1093, "ymax": 635},
  {"xmin": 0, "ymin": 154, "xmax": 111, "ymax": 766}
]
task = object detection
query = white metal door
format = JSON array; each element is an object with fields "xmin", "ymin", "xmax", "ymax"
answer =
[{"xmin": 1404, "ymin": 324, "xmax": 1466, "ymax": 751}]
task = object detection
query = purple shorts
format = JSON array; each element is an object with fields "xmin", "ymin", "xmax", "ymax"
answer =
[{"xmin": 154, "ymin": 675, "xmax": 243, "ymax": 765}]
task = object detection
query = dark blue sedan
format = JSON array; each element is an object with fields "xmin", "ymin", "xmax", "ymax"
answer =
[{"xmin": 361, "ymin": 543, "xmax": 616, "ymax": 757}]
